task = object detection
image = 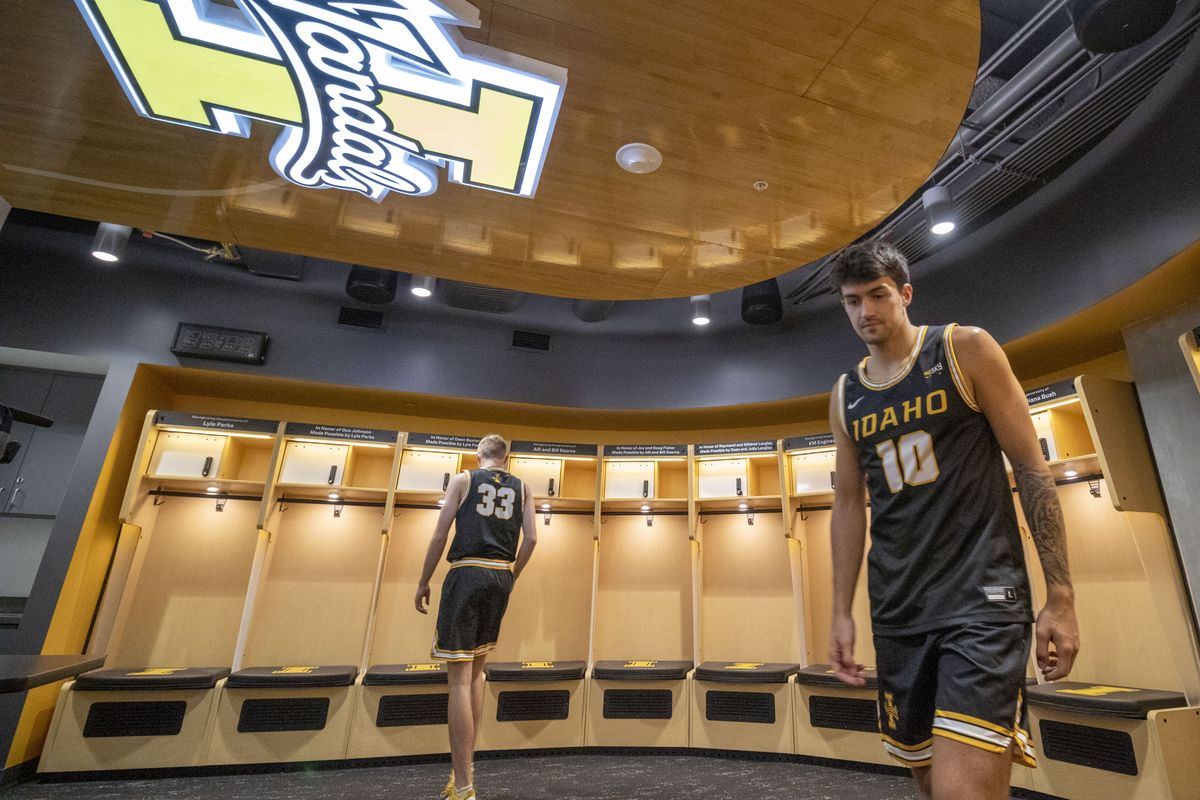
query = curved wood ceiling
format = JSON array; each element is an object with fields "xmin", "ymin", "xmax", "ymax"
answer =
[{"xmin": 0, "ymin": 0, "xmax": 978, "ymax": 299}]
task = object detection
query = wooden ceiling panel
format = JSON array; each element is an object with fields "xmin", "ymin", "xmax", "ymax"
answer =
[{"xmin": 0, "ymin": 0, "xmax": 978, "ymax": 299}]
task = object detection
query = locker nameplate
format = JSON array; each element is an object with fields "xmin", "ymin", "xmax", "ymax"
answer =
[
  {"xmin": 511, "ymin": 441, "xmax": 597, "ymax": 457},
  {"xmin": 155, "ymin": 412, "xmax": 277, "ymax": 434},
  {"xmin": 286, "ymin": 423, "xmax": 396, "ymax": 443},
  {"xmin": 607, "ymin": 445, "xmax": 687, "ymax": 458},
  {"xmin": 695, "ymin": 441, "xmax": 776, "ymax": 456}
]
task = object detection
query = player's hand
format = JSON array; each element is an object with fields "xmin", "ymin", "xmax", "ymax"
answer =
[
  {"xmin": 830, "ymin": 613, "xmax": 866, "ymax": 687},
  {"xmin": 414, "ymin": 582, "xmax": 431, "ymax": 615},
  {"xmin": 1035, "ymin": 591, "xmax": 1079, "ymax": 681}
]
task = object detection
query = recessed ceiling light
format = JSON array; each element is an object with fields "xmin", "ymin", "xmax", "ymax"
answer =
[
  {"xmin": 411, "ymin": 274, "xmax": 436, "ymax": 297},
  {"xmin": 691, "ymin": 294, "xmax": 712, "ymax": 326},
  {"xmin": 616, "ymin": 143, "xmax": 662, "ymax": 174}
]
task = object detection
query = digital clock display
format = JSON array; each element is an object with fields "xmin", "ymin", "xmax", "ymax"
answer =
[{"xmin": 171, "ymin": 323, "xmax": 269, "ymax": 365}]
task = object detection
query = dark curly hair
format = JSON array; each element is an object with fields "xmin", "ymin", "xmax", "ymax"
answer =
[{"xmin": 828, "ymin": 241, "xmax": 910, "ymax": 292}]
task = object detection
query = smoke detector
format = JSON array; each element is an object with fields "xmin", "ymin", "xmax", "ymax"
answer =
[{"xmin": 616, "ymin": 143, "xmax": 663, "ymax": 174}]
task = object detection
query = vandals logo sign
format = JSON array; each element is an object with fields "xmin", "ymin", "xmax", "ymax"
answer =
[{"xmin": 74, "ymin": 0, "xmax": 567, "ymax": 200}]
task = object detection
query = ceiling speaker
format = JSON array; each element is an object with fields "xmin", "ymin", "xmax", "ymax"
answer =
[
  {"xmin": 345, "ymin": 265, "xmax": 398, "ymax": 305},
  {"xmin": 741, "ymin": 278, "xmax": 783, "ymax": 325},
  {"xmin": 1068, "ymin": 0, "xmax": 1175, "ymax": 53}
]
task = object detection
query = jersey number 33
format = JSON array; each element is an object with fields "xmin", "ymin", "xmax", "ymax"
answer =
[{"xmin": 475, "ymin": 484, "xmax": 516, "ymax": 520}]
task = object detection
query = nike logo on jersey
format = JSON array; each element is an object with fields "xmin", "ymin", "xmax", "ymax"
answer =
[{"xmin": 848, "ymin": 396, "xmax": 865, "ymax": 410}]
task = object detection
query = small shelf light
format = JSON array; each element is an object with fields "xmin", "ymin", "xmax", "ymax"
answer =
[
  {"xmin": 91, "ymin": 222, "xmax": 132, "ymax": 262},
  {"xmin": 206, "ymin": 485, "xmax": 221, "ymax": 494},
  {"xmin": 328, "ymin": 492, "xmax": 341, "ymax": 500},
  {"xmin": 541, "ymin": 502, "xmax": 552, "ymax": 525},
  {"xmin": 410, "ymin": 274, "xmax": 436, "ymax": 297},
  {"xmin": 922, "ymin": 186, "xmax": 956, "ymax": 236},
  {"xmin": 691, "ymin": 295, "xmax": 712, "ymax": 326},
  {"xmin": 1064, "ymin": 469, "xmax": 1077, "ymax": 478}
]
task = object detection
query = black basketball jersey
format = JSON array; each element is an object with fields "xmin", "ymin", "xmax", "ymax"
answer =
[
  {"xmin": 840, "ymin": 324, "xmax": 1032, "ymax": 636},
  {"xmin": 448, "ymin": 468, "xmax": 525, "ymax": 563}
]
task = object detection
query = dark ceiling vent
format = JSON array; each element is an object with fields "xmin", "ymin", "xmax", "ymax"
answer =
[
  {"xmin": 439, "ymin": 280, "xmax": 522, "ymax": 314},
  {"xmin": 512, "ymin": 330, "xmax": 551, "ymax": 352},
  {"xmin": 338, "ymin": 306, "xmax": 384, "ymax": 330}
]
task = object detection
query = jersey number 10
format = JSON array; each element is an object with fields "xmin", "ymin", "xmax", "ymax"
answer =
[
  {"xmin": 476, "ymin": 484, "xmax": 516, "ymax": 520},
  {"xmin": 875, "ymin": 430, "xmax": 940, "ymax": 493}
]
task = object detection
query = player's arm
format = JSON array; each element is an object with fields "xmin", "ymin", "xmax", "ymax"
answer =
[
  {"xmin": 952, "ymin": 325, "xmax": 1079, "ymax": 680},
  {"xmin": 829, "ymin": 377, "xmax": 868, "ymax": 686},
  {"xmin": 414, "ymin": 472, "xmax": 469, "ymax": 614},
  {"xmin": 512, "ymin": 481, "xmax": 538, "ymax": 581}
]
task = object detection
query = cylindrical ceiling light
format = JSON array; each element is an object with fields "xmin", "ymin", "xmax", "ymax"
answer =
[
  {"xmin": 922, "ymin": 186, "xmax": 956, "ymax": 236},
  {"xmin": 690, "ymin": 294, "xmax": 712, "ymax": 326},
  {"xmin": 410, "ymin": 273, "xmax": 436, "ymax": 298},
  {"xmin": 91, "ymin": 222, "xmax": 132, "ymax": 262},
  {"xmin": 345, "ymin": 265, "xmax": 398, "ymax": 305}
]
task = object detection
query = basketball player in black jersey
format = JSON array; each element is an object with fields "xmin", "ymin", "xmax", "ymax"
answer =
[
  {"xmin": 827, "ymin": 242, "xmax": 1080, "ymax": 800},
  {"xmin": 415, "ymin": 434, "xmax": 537, "ymax": 800}
]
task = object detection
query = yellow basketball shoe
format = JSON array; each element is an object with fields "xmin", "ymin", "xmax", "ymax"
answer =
[
  {"xmin": 448, "ymin": 785, "xmax": 476, "ymax": 800},
  {"xmin": 439, "ymin": 775, "xmax": 454, "ymax": 799}
]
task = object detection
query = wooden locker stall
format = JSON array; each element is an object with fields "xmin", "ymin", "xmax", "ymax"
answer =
[
  {"xmin": 206, "ymin": 424, "xmax": 399, "ymax": 766},
  {"xmin": 393, "ymin": 433, "xmax": 481, "ymax": 504},
  {"xmin": 1018, "ymin": 378, "xmax": 1200, "ymax": 800},
  {"xmin": 478, "ymin": 441, "xmax": 597, "ymax": 752},
  {"xmin": 782, "ymin": 435, "xmax": 888, "ymax": 767},
  {"xmin": 347, "ymin": 502, "xmax": 452, "ymax": 760},
  {"xmin": 691, "ymin": 491, "xmax": 802, "ymax": 754},
  {"xmin": 40, "ymin": 412, "xmax": 280, "ymax": 773},
  {"xmin": 588, "ymin": 444, "xmax": 693, "ymax": 747}
]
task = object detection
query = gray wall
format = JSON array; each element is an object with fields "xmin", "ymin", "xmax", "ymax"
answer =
[{"xmin": 1124, "ymin": 300, "xmax": 1200, "ymax": 628}]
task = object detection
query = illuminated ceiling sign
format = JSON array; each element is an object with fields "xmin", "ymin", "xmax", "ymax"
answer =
[{"xmin": 74, "ymin": 0, "xmax": 567, "ymax": 200}]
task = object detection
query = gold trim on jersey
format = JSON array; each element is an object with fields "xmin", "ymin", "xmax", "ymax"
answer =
[
  {"xmin": 835, "ymin": 373, "xmax": 850, "ymax": 439},
  {"xmin": 944, "ymin": 323, "xmax": 981, "ymax": 411},
  {"xmin": 431, "ymin": 639, "xmax": 498, "ymax": 661},
  {"xmin": 857, "ymin": 326, "xmax": 929, "ymax": 391},
  {"xmin": 450, "ymin": 558, "xmax": 515, "ymax": 571}
]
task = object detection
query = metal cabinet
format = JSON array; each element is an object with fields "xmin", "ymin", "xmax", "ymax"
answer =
[{"xmin": 0, "ymin": 368, "xmax": 103, "ymax": 517}]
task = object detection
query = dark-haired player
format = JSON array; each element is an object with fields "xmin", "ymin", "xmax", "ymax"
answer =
[{"xmin": 827, "ymin": 241, "xmax": 1079, "ymax": 799}]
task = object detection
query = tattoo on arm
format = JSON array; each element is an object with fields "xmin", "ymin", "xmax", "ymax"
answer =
[{"xmin": 1013, "ymin": 464, "xmax": 1073, "ymax": 588}]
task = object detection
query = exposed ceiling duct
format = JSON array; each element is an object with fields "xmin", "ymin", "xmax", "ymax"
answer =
[{"xmin": 787, "ymin": 0, "xmax": 1200, "ymax": 305}]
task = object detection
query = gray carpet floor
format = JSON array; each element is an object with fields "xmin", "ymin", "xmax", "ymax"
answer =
[{"xmin": 2, "ymin": 754, "xmax": 917, "ymax": 800}]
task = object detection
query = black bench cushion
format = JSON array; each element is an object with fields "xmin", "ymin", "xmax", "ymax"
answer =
[
  {"xmin": 1027, "ymin": 682, "xmax": 1187, "ymax": 719},
  {"xmin": 364, "ymin": 663, "xmax": 447, "ymax": 686},
  {"xmin": 73, "ymin": 667, "xmax": 229, "ymax": 691},
  {"xmin": 593, "ymin": 660, "xmax": 693, "ymax": 681},
  {"xmin": 226, "ymin": 665, "xmax": 358, "ymax": 689},
  {"xmin": 695, "ymin": 662, "xmax": 802, "ymax": 684},
  {"xmin": 486, "ymin": 661, "xmax": 587, "ymax": 682},
  {"xmin": 794, "ymin": 664, "xmax": 879, "ymax": 690}
]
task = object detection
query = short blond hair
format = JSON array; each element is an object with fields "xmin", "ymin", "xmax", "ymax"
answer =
[{"xmin": 477, "ymin": 434, "xmax": 508, "ymax": 461}]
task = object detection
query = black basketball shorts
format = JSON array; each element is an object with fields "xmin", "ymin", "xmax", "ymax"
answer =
[
  {"xmin": 873, "ymin": 621, "xmax": 1036, "ymax": 768},
  {"xmin": 432, "ymin": 559, "xmax": 515, "ymax": 662}
]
